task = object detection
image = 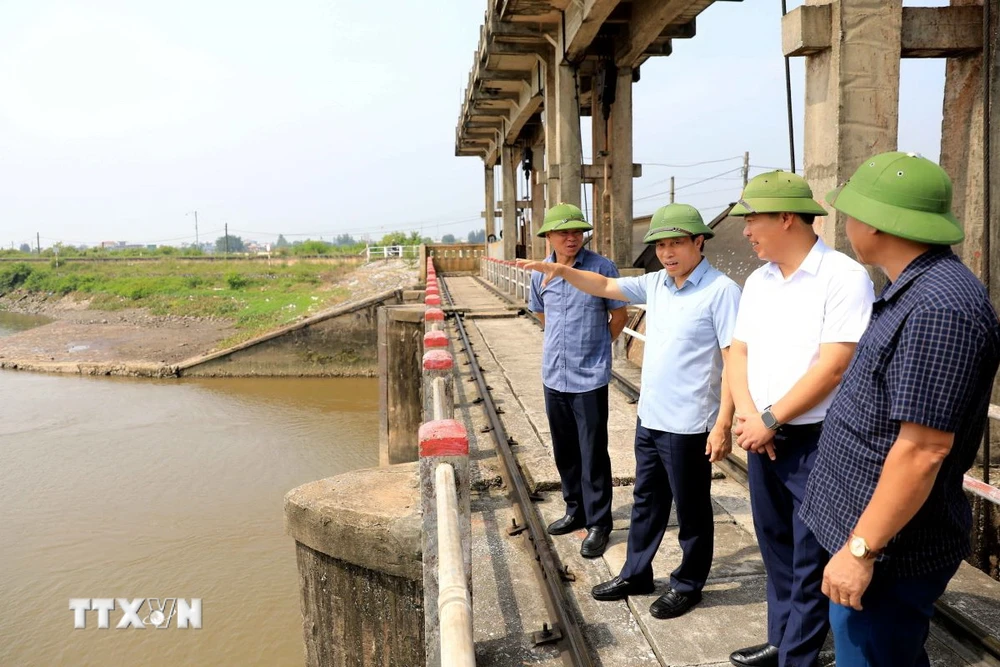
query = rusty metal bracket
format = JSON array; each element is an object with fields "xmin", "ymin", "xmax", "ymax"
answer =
[
  {"xmin": 531, "ymin": 623, "xmax": 563, "ymax": 646},
  {"xmin": 506, "ymin": 518, "xmax": 528, "ymax": 536}
]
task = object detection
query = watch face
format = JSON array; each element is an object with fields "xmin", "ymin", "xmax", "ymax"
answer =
[{"xmin": 849, "ymin": 537, "xmax": 866, "ymax": 558}]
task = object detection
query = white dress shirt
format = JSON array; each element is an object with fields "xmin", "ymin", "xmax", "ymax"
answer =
[{"xmin": 732, "ymin": 237, "xmax": 874, "ymax": 424}]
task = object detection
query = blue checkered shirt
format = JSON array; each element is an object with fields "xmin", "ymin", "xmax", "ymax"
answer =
[
  {"xmin": 800, "ymin": 248, "xmax": 1000, "ymax": 577},
  {"xmin": 528, "ymin": 248, "xmax": 627, "ymax": 393}
]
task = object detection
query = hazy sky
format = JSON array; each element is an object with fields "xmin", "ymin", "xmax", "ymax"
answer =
[{"xmin": 0, "ymin": 1, "xmax": 948, "ymax": 249}]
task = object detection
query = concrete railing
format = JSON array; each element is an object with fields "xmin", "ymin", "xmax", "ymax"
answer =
[
  {"xmin": 481, "ymin": 257, "xmax": 531, "ymax": 304},
  {"xmin": 420, "ymin": 257, "xmax": 474, "ymax": 667}
]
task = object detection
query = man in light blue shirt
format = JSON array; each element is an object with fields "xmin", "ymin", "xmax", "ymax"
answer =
[
  {"xmin": 528, "ymin": 203, "xmax": 628, "ymax": 559},
  {"xmin": 523, "ymin": 203, "xmax": 741, "ymax": 619}
]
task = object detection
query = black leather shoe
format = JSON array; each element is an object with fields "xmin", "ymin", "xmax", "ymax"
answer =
[
  {"xmin": 729, "ymin": 643, "xmax": 779, "ymax": 667},
  {"xmin": 579, "ymin": 526, "xmax": 611, "ymax": 558},
  {"xmin": 547, "ymin": 514, "xmax": 585, "ymax": 536},
  {"xmin": 649, "ymin": 588, "xmax": 702, "ymax": 619},
  {"xmin": 591, "ymin": 576, "xmax": 655, "ymax": 601}
]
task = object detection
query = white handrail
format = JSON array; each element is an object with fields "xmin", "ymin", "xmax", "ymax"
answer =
[{"xmin": 436, "ymin": 463, "xmax": 475, "ymax": 667}]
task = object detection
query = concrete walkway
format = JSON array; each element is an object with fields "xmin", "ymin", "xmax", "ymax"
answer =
[{"xmin": 443, "ymin": 276, "xmax": 995, "ymax": 667}]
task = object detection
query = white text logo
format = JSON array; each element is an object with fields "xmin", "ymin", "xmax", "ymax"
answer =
[{"xmin": 69, "ymin": 598, "xmax": 202, "ymax": 629}]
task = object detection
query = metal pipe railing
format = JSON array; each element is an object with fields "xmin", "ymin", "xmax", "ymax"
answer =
[{"xmin": 435, "ymin": 463, "xmax": 475, "ymax": 667}]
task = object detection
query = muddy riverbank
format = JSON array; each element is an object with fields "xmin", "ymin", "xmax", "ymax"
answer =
[{"xmin": 0, "ymin": 260, "xmax": 418, "ymax": 376}]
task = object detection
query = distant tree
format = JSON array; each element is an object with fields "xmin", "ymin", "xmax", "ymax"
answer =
[
  {"xmin": 275, "ymin": 234, "xmax": 290, "ymax": 248},
  {"xmin": 18, "ymin": 243, "xmax": 31, "ymax": 253},
  {"xmin": 215, "ymin": 234, "xmax": 245, "ymax": 253},
  {"xmin": 334, "ymin": 233, "xmax": 357, "ymax": 246},
  {"xmin": 466, "ymin": 229, "xmax": 486, "ymax": 243},
  {"xmin": 379, "ymin": 230, "xmax": 424, "ymax": 246},
  {"xmin": 441, "ymin": 233, "xmax": 456, "ymax": 243},
  {"xmin": 295, "ymin": 239, "xmax": 332, "ymax": 255}
]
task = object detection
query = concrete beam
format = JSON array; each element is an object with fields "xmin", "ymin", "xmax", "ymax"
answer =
[
  {"xmin": 487, "ymin": 42, "xmax": 546, "ymax": 58},
  {"xmin": 582, "ymin": 163, "xmax": 642, "ymax": 180},
  {"xmin": 564, "ymin": 0, "xmax": 623, "ymax": 63},
  {"xmin": 782, "ymin": 4, "xmax": 831, "ymax": 57},
  {"xmin": 616, "ymin": 0, "xmax": 693, "ymax": 67},
  {"xmin": 785, "ymin": 4, "xmax": 982, "ymax": 58},
  {"xmin": 479, "ymin": 69, "xmax": 533, "ymax": 82},
  {"xmin": 901, "ymin": 5, "xmax": 982, "ymax": 58},
  {"xmin": 504, "ymin": 66, "xmax": 544, "ymax": 144}
]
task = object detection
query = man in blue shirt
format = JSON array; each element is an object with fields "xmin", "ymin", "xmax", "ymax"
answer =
[
  {"xmin": 524, "ymin": 203, "xmax": 741, "ymax": 619},
  {"xmin": 800, "ymin": 152, "xmax": 1000, "ymax": 666},
  {"xmin": 528, "ymin": 203, "xmax": 628, "ymax": 559}
]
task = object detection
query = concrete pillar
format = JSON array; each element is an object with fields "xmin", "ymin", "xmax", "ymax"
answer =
[
  {"xmin": 419, "ymin": 420, "xmax": 471, "ymax": 667},
  {"xmin": 941, "ymin": 5, "xmax": 986, "ymax": 279},
  {"xmin": 501, "ymin": 144, "xmax": 519, "ymax": 260},
  {"xmin": 377, "ymin": 305, "xmax": 425, "ymax": 465},
  {"xmin": 531, "ymin": 142, "xmax": 547, "ymax": 259},
  {"xmin": 592, "ymin": 101, "xmax": 611, "ymax": 258},
  {"xmin": 556, "ymin": 51, "xmax": 583, "ymax": 207},
  {"xmin": 285, "ymin": 463, "xmax": 424, "ymax": 666},
  {"xmin": 484, "ymin": 164, "xmax": 496, "ymax": 241},
  {"xmin": 798, "ymin": 0, "xmax": 903, "ymax": 253},
  {"xmin": 544, "ymin": 53, "xmax": 561, "ymax": 208},
  {"xmin": 610, "ymin": 66, "xmax": 634, "ymax": 269}
]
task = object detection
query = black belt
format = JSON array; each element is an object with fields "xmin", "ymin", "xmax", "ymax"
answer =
[{"xmin": 776, "ymin": 421, "xmax": 824, "ymax": 436}]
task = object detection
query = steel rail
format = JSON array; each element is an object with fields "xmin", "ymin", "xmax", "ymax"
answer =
[{"xmin": 438, "ymin": 274, "xmax": 594, "ymax": 667}]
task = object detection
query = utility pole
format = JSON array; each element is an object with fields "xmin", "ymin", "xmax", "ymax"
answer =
[
  {"xmin": 742, "ymin": 151, "xmax": 750, "ymax": 187},
  {"xmin": 224, "ymin": 223, "xmax": 229, "ymax": 255},
  {"xmin": 669, "ymin": 176, "xmax": 675, "ymax": 204},
  {"xmin": 36, "ymin": 232, "xmax": 40, "ymax": 255},
  {"xmin": 194, "ymin": 211, "xmax": 199, "ymax": 246}
]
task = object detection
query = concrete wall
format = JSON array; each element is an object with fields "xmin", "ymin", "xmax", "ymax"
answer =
[
  {"xmin": 427, "ymin": 243, "xmax": 485, "ymax": 274},
  {"xmin": 286, "ymin": 463, "xmax": 424, "ymax": 666},
  {"xmin": 178, "ymin": 289, "xmax": 404, "ymax": 377}
]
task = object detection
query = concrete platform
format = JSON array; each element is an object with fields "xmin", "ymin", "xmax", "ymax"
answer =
[{"xmin": 444, "ymin": 275, "xmax": 999, "ymax": 667}]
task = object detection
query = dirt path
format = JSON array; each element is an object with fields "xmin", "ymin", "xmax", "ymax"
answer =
[{"xmin": 0, "ymin": 260, "xmax": 418, "ymax": 376}]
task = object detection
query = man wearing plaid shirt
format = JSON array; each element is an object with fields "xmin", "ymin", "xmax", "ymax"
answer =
[{"xmin": 800, "ymin": 152, "xmax": 1000, "ymax": 666}]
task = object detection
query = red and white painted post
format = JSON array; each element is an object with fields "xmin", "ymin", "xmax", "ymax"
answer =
[
  {"xmin": 419, "ymin": 419, "xmax": 471, "ymax": 667},
  {"xmin": 423, "ymin": 349, "xmax": 454, "ymax": 422}
]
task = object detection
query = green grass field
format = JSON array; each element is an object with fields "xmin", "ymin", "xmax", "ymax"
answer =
[{"xmin": 0, "ymin": 259, "xmax": 359, "ymax": 344}]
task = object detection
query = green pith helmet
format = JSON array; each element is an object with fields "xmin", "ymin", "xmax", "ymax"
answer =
[
  {"xmin": 536, "ymin": 202, "xmax": 593, "ymax": 237},
  {"xmin": 826, "ymin": 152, "xmax": 963, "ymax": 245},
  {"xmin": 730, "ymin": 170, "xmax": 828, "ymax": 217},
  {"xmin": 643, "ymin": 203, "xmax": 715, "ymax": 244}
]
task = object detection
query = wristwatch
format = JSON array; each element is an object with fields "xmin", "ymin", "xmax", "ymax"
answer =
[
  {"xmin": 848, "ymin": 534, "xmax": 880, "ymax": 560},
  {"xmin": 761, "ymin": 405, "xmax": 781, "ymax": 431}
]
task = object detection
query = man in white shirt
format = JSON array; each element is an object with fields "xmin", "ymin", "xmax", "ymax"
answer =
[{"xmin": 726, "ymin": 172, "xmax": 875, "ymax": 667}]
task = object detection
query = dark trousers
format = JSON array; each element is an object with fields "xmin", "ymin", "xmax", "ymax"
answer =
[
  {"xmin": 618, "ymin": 421, "xmax": 713, "ymax": 593},
  {"xmin": 543, "ymin": 384, "xmax": 612, "ymax": 528},
  {"xmin": 829, "ymin": 562, "xmax": 959, "ymax": 666},
  {"xmin": 747, "ymin": 426, "xmax": 829, "ymax": 667}
]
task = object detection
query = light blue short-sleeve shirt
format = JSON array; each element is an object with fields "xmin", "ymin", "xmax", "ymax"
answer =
[
  {"xmin": 617, "ymin": 258, "xmax": 741, "ymax": 434},
  {"xmin": 528, "ymin": 248, "xmax": 628, "ymax": 393}
]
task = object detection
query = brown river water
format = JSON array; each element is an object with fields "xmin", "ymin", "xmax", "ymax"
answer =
[{"xmin": 0, "ymin": 313, "xmax": 379, "ymax": 666}]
